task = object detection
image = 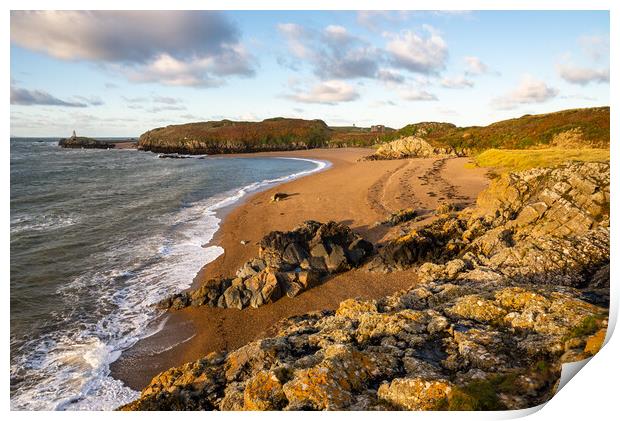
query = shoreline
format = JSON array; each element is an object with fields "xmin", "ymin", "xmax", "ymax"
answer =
[{"xmin": 110, "ymin": 148, "xmax": 491, "ymax": 391}]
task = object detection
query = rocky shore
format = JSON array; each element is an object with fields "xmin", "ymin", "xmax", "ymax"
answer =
[
  {"xmin": 58, "ymin": 134, "xmax": 115, "ymax": 149},
  {"xmin": 159, "ymin": 221, "xmax": 374, "ymax": 311},
  {"xmin": 121, "ymin": 161, "xmax": 609, "ymax": 411}
]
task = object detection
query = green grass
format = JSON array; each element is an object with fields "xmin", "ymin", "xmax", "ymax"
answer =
[
  {"xmin": 468, "ymin": 148, "xmax": 609, "ymax": 172},
  {"xmin": 446, "ymin": 374, "xmax": 520, "ymax": 410},
  {"xmin": 564, "ymin": 314, "xmax": 606, "ymax": 341}
]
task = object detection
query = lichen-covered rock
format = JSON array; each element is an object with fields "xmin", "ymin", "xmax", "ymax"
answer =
[
  {"xmin": 123, "ymin": 279, "xmax": 608, "ymax": 411},
  {"xmin": 124, "ymin": 162, "xmax": 609, "ymax": 411},
  {"xmin": 447, "ymin": 295, "xmax": 507, "ymax": 323},
  {"xmin": 369, "ymin": 162, "xmax": 610, "ymax": 287},
  {"xmin": 378, "ymin": 378, "xmax": 453, "ymax": 410},
  {"xmin": 243, "ymin": 370, "xmax": 288, "ymax": 410},
  {"xmin": 365, "ymin": 136, "xmax": 463, "ymax": 160}
]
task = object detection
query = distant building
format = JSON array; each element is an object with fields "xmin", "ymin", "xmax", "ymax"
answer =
[
  {"xmin": 71, "ymin": 130, "xmax": 77, "ymax": 139},
  {"xmin": 370, "ymin": 125, "xmax": 385, "ymax": 133}
]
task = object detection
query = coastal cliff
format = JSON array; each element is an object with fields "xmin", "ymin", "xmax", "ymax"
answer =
[
  {"xmin": 136, "ymin": 107, "xmax": 609, "ymax": 156},
  {"xmin": 121, "ymin": 161, "xmax": 609, "ymax": 411},
  {"xmin": 137, "ymin": 118, "xmax": 331, "ymax": 154}
]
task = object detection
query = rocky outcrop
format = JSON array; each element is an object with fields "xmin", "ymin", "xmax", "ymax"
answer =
[
  {"xmin": 124, "ymin": 161, "xmax": 609, "ymax": 411},
  {"xmin": 138, "ymin": 118, "xmax": 331, "ymax": 155},
  {"xmin": 58, "ymin": 135, "xmax": 114, "ymax": 149},
  {"xmin": 365, "ymin": 137, "xmax": 466, "ymax": 160},
  {"xmin": 381, "ymin": 208, "xmax": 418, "ymax": 227},
  {"xmin": 159, "ymin": 221, "xmax": 374, "ymax": 311},
  {"xmin": 122, "ymin": 280, "xmax": 608, "ymax": 411},
  {"xmin": 369, "ymin": 162, "xmax": 610, "ymax": 290}
]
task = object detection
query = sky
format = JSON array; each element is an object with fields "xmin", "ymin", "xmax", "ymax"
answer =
[{"xmin": 9, "ymin": 10, "xmax": 610, "ymax": 137}]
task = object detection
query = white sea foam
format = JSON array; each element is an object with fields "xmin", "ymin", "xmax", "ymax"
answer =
[
  {"xmin": 10, "ymin": 213, "xmax": 79, "ymax": 235},
  {"xmin": 10, "ymin": 156, "xmax": 328, "ymax": 411}
]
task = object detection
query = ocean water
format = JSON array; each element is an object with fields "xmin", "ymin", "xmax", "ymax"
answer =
[{"xmin": 10, "ymin": 138, "xmax": 327, "ymax": 410}]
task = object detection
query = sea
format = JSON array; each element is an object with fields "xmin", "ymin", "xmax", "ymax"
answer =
[{"xmin": 9, "ymin": 137, "xmax": 328, "ymax": 410}]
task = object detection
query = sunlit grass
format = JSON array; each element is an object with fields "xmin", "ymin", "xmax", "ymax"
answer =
[{"xmin": 467, "ymin": 148, "xmax": 610, "ymax": 172}]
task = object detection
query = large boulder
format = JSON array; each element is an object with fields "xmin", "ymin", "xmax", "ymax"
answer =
[
  {"xmin": 365, "ymin": 136, "xmax": 461, "ymax": 160},
  {"xmin": 160, "ymin": 221, "xmax": 373, "ymax": 311}
]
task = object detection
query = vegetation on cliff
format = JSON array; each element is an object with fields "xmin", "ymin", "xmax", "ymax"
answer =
[
  {"xmin": 380, "ymin": 107, "xmax": 610, "ymax": 151},
  {"xmin": 138, "ymin": 118, "xmax": 331, "ymax": 154},
  {"xmin": 137, "ymin": 107, "xmax": 608, "ymax": 155}
]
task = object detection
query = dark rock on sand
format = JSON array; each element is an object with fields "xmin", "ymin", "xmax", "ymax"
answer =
[
  {"xmin": 159, "ymin": 221, "xmax": 374, "ymax": 311},
  {"xmin": 271, "ymin": 192, "xmax": 290, "ymax": 202}
]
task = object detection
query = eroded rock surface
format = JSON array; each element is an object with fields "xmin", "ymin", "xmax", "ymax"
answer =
[
  {"xmin": 122, "ymin": 282, "xmax": 607, "ymax": 411},
  {"xmin": 125, "ymin": 162, "xmax": 609, "ymax": 411},
  {"xmin": 365, "ymin": 137, "xmax": 466, "ymax": 160},
  {"xmin": 369, "ymin": 162, "xmax": 610, "ymax": 291},
  {"xmin": 159, "ymin": 221, "xmax": 374, "ymax": 311}
]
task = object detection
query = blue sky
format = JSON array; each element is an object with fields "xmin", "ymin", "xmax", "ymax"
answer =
[{"xmin": 10, "ymin": 10, "xmax": 610, "ymax": 137}]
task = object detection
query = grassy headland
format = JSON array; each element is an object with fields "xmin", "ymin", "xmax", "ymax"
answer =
[{"xmin": 136, "ymin": 106, "xmax": 609, "ymax": 155}]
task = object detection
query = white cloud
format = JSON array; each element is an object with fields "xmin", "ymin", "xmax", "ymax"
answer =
[
  {"xmin": 384, "ymin": 26, "xmax": 448, "ymax": 74},
  {"xmin": 377, "ymin": 68, "xmax": 406, "ymax": 84},
  {"xmin": 11, "ymin": 11, "xmax": 256, "ymax": 87},
  {"xmin": 557, "ymin": 63, "xmax": 609, "ymax": 85},
  {"xmin": 122, "ymin": 95, "xmax": 185, "ymax": 111},
  {"xmin": 440, "ymin": 75, "xmax": 474, "ymax": 89},
  {"xmin": 286, "ymin": 80, "xmax": 359, "ymax": 105},
  {"xmin": 119, "ymin": 53, "xmax": 232, "ymax": 87},
  {"xmin": 491, "ymin": 76, "xmax": 558, "ymax": 110},
  {"xmin": 400, "ymin": 89, "xmax": 438, "ymax": 101},
  {"xmin": 148, "ymin": 105, "xmax": 187, "ymax": 113},
  {"xmin": 278, "ymin": 22, "xmax": 378, "ymax": 80},
  {"xmin": 324, "ymin": 25, "xmax": 350, "ymax": 43},
  {"xmin": 277, "ymin": 23, "xmax": 313, "ymax": 59},
  {"xmin": 464, "ymin": 56, "xmax": 489, "ymax": 75}
]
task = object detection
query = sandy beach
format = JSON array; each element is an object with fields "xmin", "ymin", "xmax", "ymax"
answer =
[{"xmin": 111, "ymin": 147, "xmax": 490, "ymax": 390}]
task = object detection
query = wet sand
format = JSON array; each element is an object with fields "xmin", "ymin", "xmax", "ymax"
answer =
[{"xmin": 111, "ymin": 148, "xmax": 490, "ymax": 390}]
